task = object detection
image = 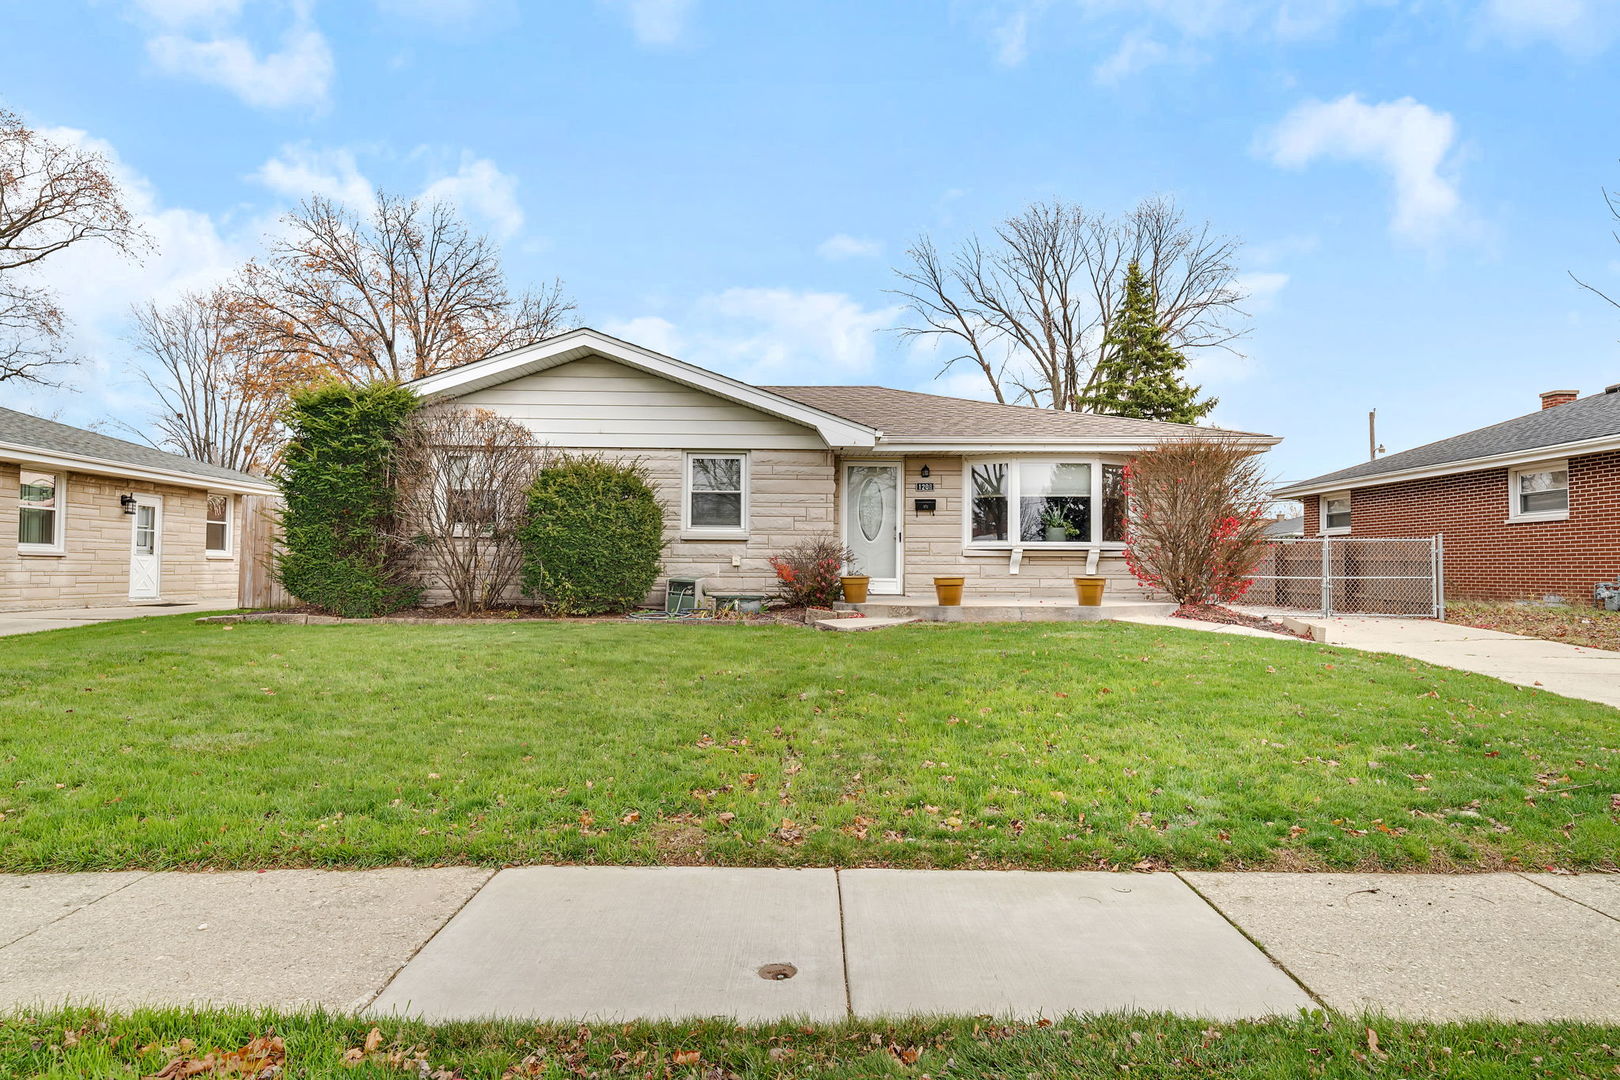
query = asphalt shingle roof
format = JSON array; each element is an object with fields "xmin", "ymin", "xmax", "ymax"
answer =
[
  {"xmin": 1278, "ymin": 388, "xmax": 1620, "ymax": 493},
  {"xmin": 761, "ymin": 384, "xmax": 1269, "ymax": 440},
  {"xmin": 0, "ymin": 406, "xmax": 269, "ymax": 487}
]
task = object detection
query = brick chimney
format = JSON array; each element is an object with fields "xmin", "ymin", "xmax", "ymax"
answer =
[{"xmin": 1540, "ymin": 389, "xmax": 1579, "ymax": 409}]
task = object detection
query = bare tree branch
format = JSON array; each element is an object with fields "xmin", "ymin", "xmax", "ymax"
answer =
[
  {"xmin": 890, "ymin": 197, "xmax": 1247, "ymax": 410},
  {"xmin": 0, "ymin": 107, "xmax": 150, "ymax": 384}
]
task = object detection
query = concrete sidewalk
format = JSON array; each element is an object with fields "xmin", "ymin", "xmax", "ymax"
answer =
[
  {"xmin": 1279, "ymin": 616, "xmax": 1620, "ymax": 709},
  {"xmin": 0, "ymin": 602, "xmax": 219, "ymax": 637},
  {"xmin": 1, "ymin": 867, "xmax": 1615, "ymax": 1023}
]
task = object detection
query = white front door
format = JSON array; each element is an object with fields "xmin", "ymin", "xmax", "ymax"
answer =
[
  {"xmin": 128, "ymin": 494, "xmax": 162, "ymax": 601},
  {"xmin": 843, "ymin": 461, "xmax": 903, "ymax": 595}
]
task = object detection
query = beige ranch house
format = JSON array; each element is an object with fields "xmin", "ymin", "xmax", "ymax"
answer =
[
  {"xmin": 1, "ymin": 406, "xmax": 275, "ymax": 612},
  {"xmin": 408, "ymin": 328, "xmax": 1278, "ymax": 606}
]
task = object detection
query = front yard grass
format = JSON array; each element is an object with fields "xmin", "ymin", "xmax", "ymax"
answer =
[
  {"xmin": 7, "ymin": 1007, "xmax": 1620, "ymax": 1079},
  {"xmin": 0, "ymin": 616, "xmax": 1615, "ymax": 872}
]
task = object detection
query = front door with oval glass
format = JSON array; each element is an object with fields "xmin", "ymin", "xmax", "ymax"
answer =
[
  {"xmin": 128, "ymin": 494, "xmax": 163, "ymax": 601},
  {"xmin": 843, "ymin": 462, "xmax": 902, "ymax": 595}
]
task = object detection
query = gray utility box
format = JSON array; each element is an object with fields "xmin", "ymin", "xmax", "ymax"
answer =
[{"xmin": 665, "ymin": 577, "xmax": 705, "ymax": 614}]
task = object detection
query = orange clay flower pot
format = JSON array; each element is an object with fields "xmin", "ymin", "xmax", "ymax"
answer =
[{"xmin": 933, "ymin": 576, "xmax": 966, "ymax": 606}]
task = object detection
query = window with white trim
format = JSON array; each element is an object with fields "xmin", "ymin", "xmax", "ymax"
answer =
[
  {"xmin": 444, "ymin": 453, "xmax": 498, "ymax": 537},
  {"xmin": 18, "ymin": 471, "xmax": 64, "ymax": 553},
  {"xmin": 1508, "ymin": 462, "xmax": 1569, "ymax": 521},
  {"xmin": 205, "ymin": 494, "xmax": 232, "ymax": 555},
  {"xmin": 967, "ymin": 458, "xmax": 1126, "ymax": 546},
  {"xmin": 685, "ymin": 453, "xmax": 748, "ymax": 534},
  {"xmin": 1320, "ymin": 492, "xmax": 1351, "ymax": 534}
]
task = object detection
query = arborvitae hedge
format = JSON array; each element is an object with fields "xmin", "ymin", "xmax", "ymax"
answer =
[
  {"xmin": 519, "ymin": 455, "xmax": 665, "ymax": 614},
  {"xmin": 275, "ymin": 383, "xmax": 422, "ymax": 617}
]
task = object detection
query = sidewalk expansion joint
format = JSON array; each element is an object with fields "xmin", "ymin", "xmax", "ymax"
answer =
[
  {"xmin": 359, "ymin": 867, "xmax": 499, "ymax": 1012},
  {"xmin": 0, "ymin": 870, "xmax": 156, "ymax": 953},
  {"xmin": 1173, "ymin": 871, "xmax": 1327, "ymax": 1011},
  {"xmin": 1515, "ymin": 871, "xmax": 1620, "ymax": 926}
]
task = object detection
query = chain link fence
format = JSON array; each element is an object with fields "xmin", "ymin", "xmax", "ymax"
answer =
[{"xmin": 1244, "ymin": 535, "xmax": 1445, "ymax": 618}]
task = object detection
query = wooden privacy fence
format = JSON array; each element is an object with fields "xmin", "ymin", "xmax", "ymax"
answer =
[{"xmin": 238, "ymin": 494, "xmax": 294, "ymax": 610}]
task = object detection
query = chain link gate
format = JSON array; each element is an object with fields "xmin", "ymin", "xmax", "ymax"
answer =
[{"xmin": 1244, "ymin": 536, "xmax": 1445, "ymax": 618}]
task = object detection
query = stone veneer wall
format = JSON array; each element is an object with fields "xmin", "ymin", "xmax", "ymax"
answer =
[{"xmin": 0, "ymin": 463, "xmax": 240, "ymax": 611}]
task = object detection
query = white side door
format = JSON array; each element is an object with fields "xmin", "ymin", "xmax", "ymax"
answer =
[
  {"xmin": 128, "ymin": 494, "xmax": 162, "ymax": 601},
  {"xmin": 843, "ymin": 461, "xmax": 903, "ymax": 595}
]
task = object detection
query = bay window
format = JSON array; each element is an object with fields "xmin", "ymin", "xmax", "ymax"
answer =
[{"xmin": 967, "ymin": 458, "xmax": 1126, "ymax": 546}]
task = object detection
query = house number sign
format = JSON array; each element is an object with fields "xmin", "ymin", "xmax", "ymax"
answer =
[{"xmin": 915, "ymin": 482, "xmax": 935, "ymax": 491}]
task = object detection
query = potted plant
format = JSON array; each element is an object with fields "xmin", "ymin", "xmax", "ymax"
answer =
[
  {"xmin": 1073, "ymin": 575, "xmax": 1107, "ymax": 606},
  {"xmin": 1040, "ymin": 506, "xmax": 1070, "ymax": 543},
  {"xmin": 839, "ymin": 568, "xmax": 870, "ymax": 604},
  {"xmin": 933, "ymin": 575, "xmax": 966, "ymax": 606}
]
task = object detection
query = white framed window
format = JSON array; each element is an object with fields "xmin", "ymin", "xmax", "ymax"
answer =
[
  {"xmin": 1508, "ymin": 461, "xmax": 1569, "ymax": 522},
  {"xmin": 205, "ymin": 494, "xmax": 232, "ymax": 556},
  {"xmin": 964, "ymin": 457, "xmax": 1126, "ymax": 547},
  {"xmin": 1320, "ymin": 492, "xmax": 1352, "ymax": 535},
  {"xmin": 17, "ymin": 470, "xmax": 65, "ymax": 555},
  {"xmin": 684, "ymin": 452, "xmax": 749, "ymax": 536},
  {"xmin": 443, "ymin": 452, "xmax": 498, "ymax": 537}
]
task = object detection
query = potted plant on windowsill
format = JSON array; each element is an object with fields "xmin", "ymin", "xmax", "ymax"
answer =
[{"xmin": 1039, "ymin": 506, "xmax": 1069, "ymax": 543}]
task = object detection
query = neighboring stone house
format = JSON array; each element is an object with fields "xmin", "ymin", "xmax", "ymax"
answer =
[
  {"xmin": 405, "ymin": 327, "xmax": 1279, "ymax": 603},
  {"xmin": 1, "ymin": 407, "xmax": 276, "ymax": 612},
  {"xmin": 1273, "ymin": 386, "xmax": 1620, "ymax": 605}
]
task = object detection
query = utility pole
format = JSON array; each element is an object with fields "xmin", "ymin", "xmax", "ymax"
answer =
[{"xmin": 1368, "ymin": 409, "xmax": 1384, "ymax": 461}]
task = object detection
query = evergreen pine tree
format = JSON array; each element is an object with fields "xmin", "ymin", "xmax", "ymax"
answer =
[{"xmin": 1077, "ymin": 260, "xmax": 1217, "ymax": 423}]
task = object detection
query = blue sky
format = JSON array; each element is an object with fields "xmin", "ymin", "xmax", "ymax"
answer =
[{"xmin": 5, "ymin": 0, "xmax": 1619, "ymax": 484}]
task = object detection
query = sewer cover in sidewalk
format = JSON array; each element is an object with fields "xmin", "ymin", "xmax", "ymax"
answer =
[{"xmin": 370, "ymin": 867, "xmax": 846, "ymax": 1023}]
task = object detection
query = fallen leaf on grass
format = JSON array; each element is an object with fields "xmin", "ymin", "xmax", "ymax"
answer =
[
  {"xmin": 144, "ymin": 1034, "xmax": 285, "ymax": 1079},
  {"xmin": 671, "ymin": 1049, "xmax": 702, "ymax": 1065}
]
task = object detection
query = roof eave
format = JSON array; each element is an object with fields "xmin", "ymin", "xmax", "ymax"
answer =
[
  {"xmin": 1273, "ymin": 432, "xmax": 1620, "ymax": 498},
  {"xmin": 0, "ymin": 441, "xmax": 276, "ymax": 495},
  {"xmin": 868, "ymin": 433, "xmax": 1281, "ymax": 454}
]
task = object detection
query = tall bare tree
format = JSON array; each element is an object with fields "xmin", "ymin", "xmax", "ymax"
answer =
[
  {"xmin": 129, "ymin": 288, "xmax": 284, "ymax": 473},
  {"xmin": 0, "ymin": 108, "xmax": 149, "ymax": 384},
  {"xmin": 891, "ymin": 197, "xmax": 1245, "ymax": 411},
  {"xmin": 390, "ymin": 405, "xmax": 549, "ymax": 613},
  {"xmin": 239, "ymin": 192, "xmax": 574, "ymax": 385}
]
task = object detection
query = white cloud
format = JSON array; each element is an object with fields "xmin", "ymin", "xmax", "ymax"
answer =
[
  {"xmin": 254, "ymin": 144, "xmax": 375, "ymax": 208},
  {"xmin": 1237, "ymin": 271, "xmax": 1290, "ymax": 312},
  {"xmin": 1264, "ymin": 94, "xmax": 1463, "ymax": 244},
  {"xmin": 140, "ymin": 0, "xmax": 334, "ymax": 110},
  {"xmin": 1479, "ymin": 0, "xmax": 1612, "ymax": 54},
  {"xmin": 992, "ymin": 9, "xmax": 1031, "ymax": 66},
  {"xmin": 6, "ymin": 124, "xmax": 255, "ymax": 425},
  {"xmin": 816, "ymin": 233, "xmax": 882, "ymax": 260},
  {"xmin": 420, "ymin": 153, "xmax": 524, "ymax": 239},
  {"xmin": 1092, "ymin": 31, "xmax": 1171, "ymax": 84},
  {"xmin": 253, "ymin": 144, "xmax": 525, "ymax": 238},
  {"xmin": 606, "ymin": 288, "xmax": 901, "ymax": 384},
  {"xmin": 601, "ymin": 0, "xmax": 695, "ymax": 47}
]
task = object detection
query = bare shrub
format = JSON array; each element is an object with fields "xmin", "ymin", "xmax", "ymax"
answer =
[
  {"xmin": 1124, "ymin": 438, "xmax": 1274, "ymax": 606},
  {"xmin": 391, "ymin": 406, "xmax": 548, "ymax": 613},
  {"xmin": 768, "ymin": 534, "xmax": 855, "ymax": 608}
]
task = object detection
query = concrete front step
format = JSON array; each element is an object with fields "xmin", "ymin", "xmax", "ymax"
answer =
[
  {"xmin": 837, "ymin": 597, "xmax": 1177, "ymax": 623},
  {"xmin": 813, "ymin": 616, "xmax": 921, "ymax": 631}
]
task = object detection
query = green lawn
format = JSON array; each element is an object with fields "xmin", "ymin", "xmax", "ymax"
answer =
[
  {"xmin": 0, "ymin": 615, "xmax": 1615, "ymax": 872},
  {"xmin": 7, "ymin": 1007, "xmax": 1619, "ymax": 1079}
]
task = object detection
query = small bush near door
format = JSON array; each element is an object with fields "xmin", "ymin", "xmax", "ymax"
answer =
[
  {"xmin": 276, "ymin": 383, "xmax": 423, "ymax": 617},
  {"xmin": 519, "ymin": 455, "xmax": 665, "ymax": 614},
  {"xmin": 769, "ymin": 534, "xmax": 855, "ymax": 608}
]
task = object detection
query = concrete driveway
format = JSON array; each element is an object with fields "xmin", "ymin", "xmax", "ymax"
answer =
[
  {"xmin": 1290, "ymin": 616, "xmax": 1620, "ymax": 709},
  {"xmin": 0, "ymin": 603, "xmax": 221, "ymax": 637}
]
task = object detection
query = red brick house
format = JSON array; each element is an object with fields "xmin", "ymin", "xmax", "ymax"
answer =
[{"xmin": 1273, "ymin": 387, "xmax": 1620, "ymax": 605}]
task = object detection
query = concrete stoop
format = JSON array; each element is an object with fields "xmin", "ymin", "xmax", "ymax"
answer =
[{"xmin": 837, "ymin": 597, "xmax": 1177, "ymax": 623}]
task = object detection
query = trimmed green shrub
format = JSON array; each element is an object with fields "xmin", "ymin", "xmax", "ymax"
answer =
[
  {"xmin": 275, "ymin": 382, "xmax": 422, "ymax": 617},
  {"xmin": 519, "ymin": 455, "xmax": 665, "ymax": 614}
]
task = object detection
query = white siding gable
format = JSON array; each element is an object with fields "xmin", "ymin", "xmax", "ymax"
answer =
[{"xmin": 454, "ymin": 354, "xmax": 827, "ymax": 450}]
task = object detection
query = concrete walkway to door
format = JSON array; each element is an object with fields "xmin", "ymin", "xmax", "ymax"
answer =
[
  {"xmin": 1266, "ymin": 614, "xmax": 1620, "ymax": 709},
  {"xmin": 0, "ymin": 602, "xmax": 220, "ymax": 638}
]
